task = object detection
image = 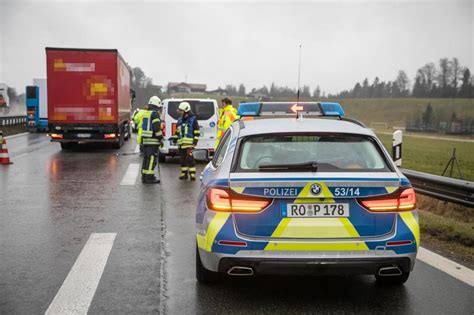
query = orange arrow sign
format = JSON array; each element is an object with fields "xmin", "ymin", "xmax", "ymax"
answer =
[{"xmin": 290, "ymin": 104, "xmax": 304, "ymax": 113}]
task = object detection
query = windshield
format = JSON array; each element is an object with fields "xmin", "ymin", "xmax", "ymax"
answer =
[
  {"xmin": 237, "ymin": 133, "xmax": 390, "ymax": 172},
  {"xmin": 167, "ymin": 101, "xmax": 215, "ymax": 120}
]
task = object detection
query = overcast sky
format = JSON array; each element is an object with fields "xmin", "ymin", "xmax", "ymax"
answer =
[{"xmin": 1, "ymin": 0, "xmax": 472, "ymax": 94}]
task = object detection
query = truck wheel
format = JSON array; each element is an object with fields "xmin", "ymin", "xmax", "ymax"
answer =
[
  {"xmin": 159, "ymin": 153, "xmax": 166, "ymax": 163},
  {"xmin": 124, "ymin": 123, "xmax": 131, "ymax": 141},
  {"xmin": 113, "ymin": 129, "xmax": 125, "ymax": 149}
]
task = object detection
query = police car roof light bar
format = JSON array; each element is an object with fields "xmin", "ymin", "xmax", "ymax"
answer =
[{"xmin": 237, "ymin": 102, "xmax": 345, "ymax": 118}]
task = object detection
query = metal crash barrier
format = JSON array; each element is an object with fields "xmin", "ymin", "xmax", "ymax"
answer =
[
  {"xmin": 401, "ymin": 168, "xmax": 473, "ymax": 207},
  {"xmin": 0, "ymin": 115, "xmax": 27, "ymax": 126}
]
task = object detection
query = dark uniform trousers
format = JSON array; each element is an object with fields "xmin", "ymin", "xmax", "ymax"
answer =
[
  {"xmin": 179, "ymin": 147, "xmax": 196, "ymax": 176},
  {"xmin": 142, "ymin": 145, "xmax": 159, "ymax": 178}
]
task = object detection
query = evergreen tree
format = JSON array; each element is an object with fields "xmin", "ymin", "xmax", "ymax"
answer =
[
  {"xmin": 238, "ymin": 83, "xmax": 246, "ymax": 96},
  {"xmin": 459, "ymin": 68, "xmax": 472, "ymax": 98}
]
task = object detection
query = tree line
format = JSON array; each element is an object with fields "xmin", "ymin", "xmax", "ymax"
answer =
[{"xmin": 222, "ymin": 57, "xmax": 473, "ymax": 99}]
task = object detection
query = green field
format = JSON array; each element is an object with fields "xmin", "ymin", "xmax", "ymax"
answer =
[
  {"xmin": 376, "ymin": 133, "xmax": 474, "ymax": 181},
  {"xmin": 331, "ymin": 98, "xmax": 474, "ymax": 127},
  {"xmin": 169, "ymin": 94, "xmax": 473, "ymax": 127}
]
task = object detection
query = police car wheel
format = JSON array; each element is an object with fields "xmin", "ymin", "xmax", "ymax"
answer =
[
  {"xmin": 196, "ymin": 245, "xmax": 218, "ymax": 283},
  {"xmin": 375, "ymin": 271, "xmax": 410, "ymax": 285}
]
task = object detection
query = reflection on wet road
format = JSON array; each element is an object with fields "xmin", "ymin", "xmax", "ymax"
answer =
[{"xmin": 1, "ymin": 133, "xmax": 473, "ymax": 314}]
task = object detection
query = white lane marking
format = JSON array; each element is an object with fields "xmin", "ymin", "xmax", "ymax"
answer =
[
  {"xmin": 4, "ymin": 132, "xmax": 29, "ymax": 139},
  {"xmin": 134, "ymin": 144, "xmax": 140, "ymax": 153},
  {"xmin": 120, "ymin": 163, "xmax": 140, "ymax": 185},
  {"xmin": 45, "ymin": 233, "xmax": 116, "ymax": 315},
  {"xmin": 418, "ymin": 247, "xmax": 474, "ymax": 287}
]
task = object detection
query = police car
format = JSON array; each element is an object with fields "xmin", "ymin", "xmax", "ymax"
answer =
[{"xmin": 193, "ymin": 102, "xmax": 419, "ymax": 285}]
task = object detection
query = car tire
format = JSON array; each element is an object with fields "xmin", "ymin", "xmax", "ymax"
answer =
[
  {"xmin": 375, "ymin": 271, "xmax": 410, "ymax": 285},
  {"xmin": 196, "ymin": 245, "xmax": 218, "ymax": 283}
]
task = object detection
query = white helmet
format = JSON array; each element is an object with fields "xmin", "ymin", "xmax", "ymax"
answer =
[
  {"xmin": 178, "ymin": 101, "xmax": 191, "ymax": 112},
  {"xmin": 148, "ymin": 96, "xmax": 162, "ymax": 107}
]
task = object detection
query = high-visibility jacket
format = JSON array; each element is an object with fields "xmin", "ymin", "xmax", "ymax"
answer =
[
  {"xmin": 176, "ymin": 113, "xmax": 200, "ymax": 149},
  {"xmin": 133, "ymin": 109, "xmax": 146, "ymax": 145},
  {"xmin": 215, "ymin": 105, "xmax": 238, "ymax": 147},
  {"xmin": 141, "ymin": 110, "xmax": 163, "ymax": 146}
]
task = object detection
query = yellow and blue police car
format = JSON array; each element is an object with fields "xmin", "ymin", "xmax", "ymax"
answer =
[{"xmin": 193, "ymin": 102, "xmax": 419, "ymax": 285}]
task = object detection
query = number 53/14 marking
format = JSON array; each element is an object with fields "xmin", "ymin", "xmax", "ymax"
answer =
[{"xmin": 333, "ymin": 187, "xmax": 360, "ymax": 196}]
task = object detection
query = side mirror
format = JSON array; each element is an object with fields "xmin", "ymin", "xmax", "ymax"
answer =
[{"xmin": 193, "ymin": 149, "xmax": 210, "ymax": 162}]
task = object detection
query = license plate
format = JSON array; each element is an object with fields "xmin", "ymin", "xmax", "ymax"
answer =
[
  {"xmin": 284, "ymin": 203, "xmax": 350, "ymax": 218},
  {"xmin": 76, "ymin": 133, "xmax": 91, "ymax": 138}
]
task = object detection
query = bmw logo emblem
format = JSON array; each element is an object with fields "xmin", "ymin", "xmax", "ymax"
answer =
[{"xmin": 310, "ymin": 184, "xmax": 322, "ymax": 196}]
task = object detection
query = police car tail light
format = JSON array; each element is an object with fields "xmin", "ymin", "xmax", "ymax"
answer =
[
  {"xmin": 207, "ymin": 188, "xmax": 271, "ymax": 212},
  {"xmin": 360, "ymin": 188, "xmax": 416, "ymax": 212}
]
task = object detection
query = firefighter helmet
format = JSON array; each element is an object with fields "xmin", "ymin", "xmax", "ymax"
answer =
[
  {"xmin": 148, "ymin": 96, "xmax": 162, "ymax": 108},
  {"xmin": 178, "ymin": 101, "xmax": 191, "ymax": 112}
]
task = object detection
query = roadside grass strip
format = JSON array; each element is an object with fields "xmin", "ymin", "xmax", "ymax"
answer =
[
  {"xmin": 120, "ymin": 163, "xmax": 140, "ymax": 185},
  {"xmin": 418, "ymin": 247, "xmax": 474, "ymax": 287},
  {"xmin": 46, "ymin": 233, "xmax": 117, "ymax": 315}
]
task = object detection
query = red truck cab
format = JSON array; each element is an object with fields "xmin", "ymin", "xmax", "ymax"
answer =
[{"xmin": 46, "ymin": 47, "xmax": 132, "ymax": 149}]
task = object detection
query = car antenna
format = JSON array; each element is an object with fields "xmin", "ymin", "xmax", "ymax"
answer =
[{"xmin": 296, "ymin": 44, "xmax": 302, "ymax": 120}]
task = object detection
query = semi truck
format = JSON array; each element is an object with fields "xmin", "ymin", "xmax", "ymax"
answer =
[
  {"xmin": 26, "ymin": 78, "xmax": 49, "ymax": 132},
  {"xmin": 46, "ymin": 47, "xmax": 132, "ymax": 149},
  {"xmin": 0, "ymin": 83, "xmax": 10, "ymax": 114}
]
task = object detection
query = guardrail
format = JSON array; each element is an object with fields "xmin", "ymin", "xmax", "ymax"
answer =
[
  {"xmin": 0, "ymin": 115, "xmax": 27, "ymax": 126},
  {"xmin": 401, "ymin": 168, "xmax": 473, "ymax": 207}
]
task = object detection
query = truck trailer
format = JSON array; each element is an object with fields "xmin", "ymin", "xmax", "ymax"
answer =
[
  {"xmin": 46, "ymin": 47, "xmax": 132, "ymax": 149},
  {"xmin": 26, "ymin": 78, "xmax": 49, "ymax": 132}
]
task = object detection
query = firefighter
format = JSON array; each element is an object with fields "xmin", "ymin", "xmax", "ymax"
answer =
[
  {"xmin": 133, "ymin": 104, "xmax": 148, "ymax": 153},
  {"xmin": 141, "ymin": 96, "xmax": 163, "ymax": 184},
  {"xmin": 176, "ymin": 101, "xmax": 200, "ymax": 180},
  {"xmin": 215, "ymin": 97, "xmax": 238, "ymax": 147}
]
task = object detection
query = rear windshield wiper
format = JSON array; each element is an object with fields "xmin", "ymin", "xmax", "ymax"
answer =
[{"xmin": 258, "ymin": 161, "xmax": 319, "ymax": 172}]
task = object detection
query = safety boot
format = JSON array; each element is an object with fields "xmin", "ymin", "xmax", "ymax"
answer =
[
  {"xmin": 179, "ymin": 172, "xmax": 189, "ymax": 180},
  {"xmin": 143, "ymin": 175, "xmax": 160, "ymax": 184},
  {"xmin": 189, "ymin": 172, "xmax": 196, "ymax": 181}
]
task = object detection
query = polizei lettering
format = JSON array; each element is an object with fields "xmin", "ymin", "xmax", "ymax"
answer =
[{"xmin": 263, "ymin": 187, "xmax": 298, "ymax": 196}]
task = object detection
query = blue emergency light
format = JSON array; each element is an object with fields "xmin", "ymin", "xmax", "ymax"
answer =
[
  {"xmin": 237, "ymin": 102, "xmax": 261, "ymax": 116},
  {"xmin": 319, "ymin": 102, "xmax": 345, "ymax": 117},
  {"xmin": 237, "ymin": 102, "xmax": 345, "ymax": 118}
]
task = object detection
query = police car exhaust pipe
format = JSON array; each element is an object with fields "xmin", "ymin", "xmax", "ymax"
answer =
[
  {"xmin": 227, "ymin": 266, "xmax": 254, "ymax": 276},
  {"xmin": 378, "ymin": 266, "xmax": 402, "ymax": 276}
]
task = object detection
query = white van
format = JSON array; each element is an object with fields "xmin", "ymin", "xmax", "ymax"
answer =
[{"xmin": 160, "ymin": 98, "xmax": 218, "ymax": 162}]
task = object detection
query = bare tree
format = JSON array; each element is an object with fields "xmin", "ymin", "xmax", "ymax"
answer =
[
  {"xmin": 395, "ymin": 70, "xmax": 410, "ymax": 96},
  {"xmin": 450, "ymin": 57, "xmax": 462, "ymax": 97}
]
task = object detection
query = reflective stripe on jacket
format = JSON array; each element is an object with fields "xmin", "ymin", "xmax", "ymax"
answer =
[
  {"xmin": 215, "ymin": 105, "xmax": 238, "ymax": 147},
  {"xmin": 176, "ymin": 113, "xmax": 200, "ymax": 149},
  {"xmin": 141, "ymin": 110, "xmax": 163, "ymax": 145}
]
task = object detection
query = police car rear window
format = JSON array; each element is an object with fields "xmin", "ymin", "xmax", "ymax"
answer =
[
  {"xmin": 167, "ymin": 101, "xmax": 215, "ymax": 120},
  {"xmin": 236, "ymin": 133, "xmax": 390, "ymax": 172}
]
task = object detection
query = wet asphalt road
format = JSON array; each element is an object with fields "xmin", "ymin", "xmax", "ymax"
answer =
[{"xmin": 1, "ymin": 133, "xmax": 473, "ymax": 314}]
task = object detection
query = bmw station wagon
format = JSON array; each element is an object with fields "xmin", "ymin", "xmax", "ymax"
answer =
[{"xmin": 193, "ymin": 102, "xmax": 419, "ymax": 285}]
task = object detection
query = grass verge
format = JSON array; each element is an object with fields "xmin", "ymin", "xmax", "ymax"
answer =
[{"xmin": 418, "ymin": 196, "xmax": 474, "ymax": 269}]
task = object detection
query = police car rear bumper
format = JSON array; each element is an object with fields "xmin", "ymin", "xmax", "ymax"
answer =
[{"xmin": 198, "ymin": 249, "xmax": 417, "ymax": 275}]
